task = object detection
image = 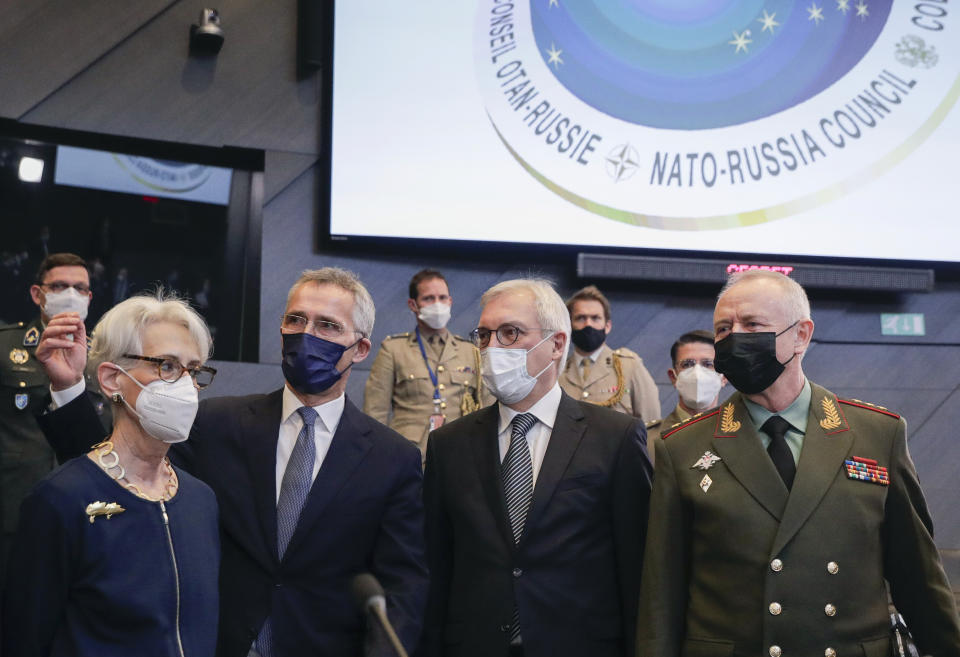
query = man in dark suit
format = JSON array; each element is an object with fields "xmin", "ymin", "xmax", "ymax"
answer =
[
  {"xmin": 636, "ymin": 270, "xmax": 960, "ymax": 657},
  {"xmin": 32, "ymin": 267, "xmax": 428, "ymax": 657},
  {"xmin": 421, "ymin": 278, "xmax": 653, "ymax": 657}
]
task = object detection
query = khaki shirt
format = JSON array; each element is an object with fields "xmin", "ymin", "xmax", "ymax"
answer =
[
  {"xmin": 363, "ymin": 329, "xmax": 493, "ymax": 455},
  {"xmin": 560, "ymin": 344, "xmax": 661, "ymax": 423}
]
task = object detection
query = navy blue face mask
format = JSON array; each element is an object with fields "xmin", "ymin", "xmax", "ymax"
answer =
[{"xmin": 281, "ymin": 332, "xmax": 359, "ymax": 395}]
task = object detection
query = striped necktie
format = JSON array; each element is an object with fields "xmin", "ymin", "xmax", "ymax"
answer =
[{"xmin": 502, "ymin": 412, "xmax": 537, "ymax": 644}]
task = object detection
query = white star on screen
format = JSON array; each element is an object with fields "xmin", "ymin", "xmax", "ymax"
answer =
[
  {"xmin": 757, "ymin": 10, "xmax": 780, "ymax": 34},
  {"xmin": 855, "ymin": 1, "xmax": 869, "ymax": 18},
  {"xmin": 729, "ymin": 30, "xmax": 752, "ymax": 54},
  {"xmin": 807, "ymin": 3, "xmax": 825, "ymax": 24},
  {"xmin": 546, "ymin": 43, "xmax": 564, "ymax": 68}
]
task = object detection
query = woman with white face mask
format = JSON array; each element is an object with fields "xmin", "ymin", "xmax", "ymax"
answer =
[{"xmin": 2, "ymin": 292, "xmax": 221, "ymax": 657}]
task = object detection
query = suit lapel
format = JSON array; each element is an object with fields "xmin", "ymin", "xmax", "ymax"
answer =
[
  {"xmin": 708, "ymin": 393, "xmax": 789, "ymax": 521},
  {"xmin": 522, "ymin": 393, "xmax": 585, "ymax": 542},
  {"xmin": 243, "ymin": 389, "xmax": 285, "ymax": 563},
  {"xmin": 469, "ymin": 404, "xmax": 516, "ymax": 551},
  {"xmin": 771, "ymin": 384, "xmax": 853, "ymax": 556},
  {"xmin": 283, "ymin": 397, "xmax": 374, "ymax": 558}
]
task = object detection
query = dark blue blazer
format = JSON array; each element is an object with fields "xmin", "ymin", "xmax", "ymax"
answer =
[
  {"xmin": 421, "ymin": 392, "xmax": 653, "ymax": 657},
  {"xmin": 38, "ymin": 390, "xmax": 428, "ymax": 657}
]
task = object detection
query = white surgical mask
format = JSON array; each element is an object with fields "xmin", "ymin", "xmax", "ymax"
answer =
[
  {"xmin": 675, "ymin": 365, "xmax": 723, "ymax": 411},
  {"xmin": 43, "ymin": 287, "xmax": 90, "ymax": 321},
  {"xmin": 116, "ymin": 366, "xmax": 198, "ymax": 443},
  {"xmin": 418, "ymin": 302, "xmax": 451, "ymax": 330},
  {"xmin": 481, "ymin": 333, "xmax": 555, "ymax": 405}
]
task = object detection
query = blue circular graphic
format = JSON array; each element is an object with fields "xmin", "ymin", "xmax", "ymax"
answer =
[{"xmin": 533, "ymin": 0, "xmax": 892, "ymax": 129}]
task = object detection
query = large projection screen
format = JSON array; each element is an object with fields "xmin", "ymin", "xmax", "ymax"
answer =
[{"xmin": 329, "ymin": 1, "xmax": 959, "ymax": 264}]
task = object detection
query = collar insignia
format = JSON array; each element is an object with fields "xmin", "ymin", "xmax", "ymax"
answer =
[
  {"xmin": 720, "ymin": 403, "xmax": 741, "ymax": 433},
  {"xmin": 819, "ymin": 397, "xmax": 843, "ymax": 430},
  {"xmin": 691, "ymin": 450, "xmax": 722, "ymax": 471}
]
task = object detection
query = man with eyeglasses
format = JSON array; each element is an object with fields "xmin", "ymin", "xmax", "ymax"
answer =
[
  {"xmin": 32, "ymin": 267, "xmax": 428, "ymax": 657},
  {"xmin": 0, "ymin": 252, "xmax": 92, "ymax": 580},
  {"xmin": 644, "ymin": 330, "xmax": 726, "ymax": 447},
  {"xmin": 559, "ymin": 285, "xmax": 660, "ymax": 424},
  {"xmin": 421, "ymin": 278, "xmax": 652, "ymax": 657},
  {"xmin": 364, "ymin": 269, "xmax": 492, "ymax": 459}
]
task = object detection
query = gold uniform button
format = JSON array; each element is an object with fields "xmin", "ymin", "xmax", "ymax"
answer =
[
  {"xmin": 824, "ymin": 603, "xmax": 837, "ymax": 617},
  {"xmin": 827, "ymin": 561, "xmax": 839, "ymax": 575},
  {"xmin": 825, "ymin": 649, "xmax": 836, "ymax": 657},
  {"xmin": 440, "ymin": 402, "xmax": 447, "ymax": 409},
  {"xmin": 438, "ymin": 384, "xmax": 445, "ymax": 390},
  {"xmin": 582, "ymin": 391, "xmax": 589, "ymax": 398},
  {"xmin": 19, "ymin": 381, "xmax": 26, "ymax": 388},
  {"xmin": 769, "ymin": 602, "xmax": 782, "ymax": 615},
  {"xmin": 437, "ymin": 365, "xmax": 444, "ymax": 373},
  {"xmin": 769, "ymin": 646, "xmax": 782, "ymax": 657},
  {"xmin": 770, "ymin": 558, "xmax": 783, "ymax": 572},
  {"xmin": 408, "ymin": 374, "xmax": 415, "ymax": 380}
]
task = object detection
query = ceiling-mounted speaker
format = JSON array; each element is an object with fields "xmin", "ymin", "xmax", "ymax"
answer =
[{"xmin": 298, "ymin": 0, "xmax": 331, "ymax": 69}]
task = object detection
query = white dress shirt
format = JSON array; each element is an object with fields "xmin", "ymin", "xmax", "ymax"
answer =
[
  {"xmin": 496, "ymin": 382, "xmax": 562, "ymax": 486},
  {"xmin": 275, "ymin": 385, "xmax": 344, "ymax": 503}
]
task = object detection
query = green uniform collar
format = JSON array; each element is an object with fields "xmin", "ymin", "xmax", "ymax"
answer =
[{"xmin": 743, "ymin": 379, "xmax": 811, "ymax": 464}]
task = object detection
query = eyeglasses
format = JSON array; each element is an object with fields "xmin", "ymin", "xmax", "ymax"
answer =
[
  {"xmin": 469, "ymin": 325, "xmax": 550, "ymax": 348},
  {"xmin": 676, "ymin": 358, "xmax": 715, "ymax": 371},
  {"xmin": 122, "ymin": 354, "xmax": 217, "ymax": 389},
  {"xmin": 41, "ymin": 282, "xmax": 90, "ymax": 294},
  {"xmin": 281, "ymin": 314, "xmax": 364, "ymax": 338}
]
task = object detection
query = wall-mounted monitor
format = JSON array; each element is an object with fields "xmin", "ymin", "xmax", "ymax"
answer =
[
  {"xmin": 0, "ymin": 119, "xmax": 264, "ymax": 362},
  {"xmin": 326, "ymin": 1, "xmax": 959, "ymax": 267}
]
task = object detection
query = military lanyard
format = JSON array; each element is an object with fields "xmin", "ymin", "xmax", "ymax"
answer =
[{"xmin": 415, "ymin": 326, "xmax": 443, "ymax": 408}]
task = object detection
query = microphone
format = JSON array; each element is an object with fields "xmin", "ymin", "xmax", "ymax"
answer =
[{"xmin": 351, "ymin": 573, "xmax": 409, "ymax": 657}]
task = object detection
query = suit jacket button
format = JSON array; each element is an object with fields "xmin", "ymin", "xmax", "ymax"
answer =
[
  {"xmin": 770, "ymin": 558, "xmax": 783, "ymax": 572},
  {"xmin": 499, "ymin": 624, "xmax": 510, "ymax": 632},
  {"xmin": 512, "ymin": 567, "xmax": 522, "ymax": 578},
  {"xmin": 769, "ymin": 646, "xmax": 782, "ymax": 657},
  {"xmin": 825, "ymin": 649, "xmax": 836, "ymax": 657},
  {"xmin": 827, "ymin": 561, "xmax": 839, "ymax": 575},
  {"xmin": 824, "ymin": 603, "xmax": 837, "ymax": 617},
  {"xmin": 768, "ymin": 602, "xmax": 782, "ymax": 615}
]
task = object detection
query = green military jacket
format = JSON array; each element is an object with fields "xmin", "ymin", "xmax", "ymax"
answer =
[
  {"xmin": 0, "ymin": 319, "xmax": 57, "ymax": 543},
  {"xmin": 560, "ymin": 344, "xmax": 661, "ymax": 423},
  {"xmin": 363, "ymin": 329, "xmax": 493, "ymax": 456},
  {"xmin": 637, "ymin": 382, "xmax": 960, "ymax": 657}
]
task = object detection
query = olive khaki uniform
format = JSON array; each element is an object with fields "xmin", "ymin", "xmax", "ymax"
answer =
[
  {"xmin": 0, "ymin": 319, "xmax": 57, "ymax": 579},
  {"xmin": 560, "ymin": 344, "xmax": 661, "ymax": 423},
  {"xmin": 637, "ymin": 382, "xmax": 960, "ymax": 657},
  {"xmin": 363, "ymin": 330, "xmax": 493, "ymax": 457}
]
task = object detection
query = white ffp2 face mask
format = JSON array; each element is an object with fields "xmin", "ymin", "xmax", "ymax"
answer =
[
  {"xmin": 418, "ymin": 302, "xmax": 451, "ymax": 330},
  {"xmin": 43, "ymin": 287, "xmax": 90, "ymax": 321},
  {"xmin": 481, "ymin": 333, "xmax": 555, "ymax": 405},
  {"xmin": 116, "ymin": 366, "xmax": 199, "ymax": 443},
  {"xmin": 675, "ymin": 365, "xmax": 723, "ymax": 411}
]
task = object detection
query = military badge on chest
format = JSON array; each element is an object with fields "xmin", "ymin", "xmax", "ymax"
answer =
[
  {"xmin": 691, "ymin": 451, "xmax": 722, "ymax": 492},
  {"xmin": 844, "ymin": 456, "xmax": 890, "ymax": 486},
  {"xmin": 14, "ymin": 392, "xmax": 29, "ymax": 410}
]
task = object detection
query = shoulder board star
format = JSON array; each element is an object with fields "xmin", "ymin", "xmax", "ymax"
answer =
[
  {"xmin": 385, "ymin": 332, "xmax": 411, "ymax": 340},
  {"xmin": 839, "ymin": 398, "xmax": 900, "ymax": 419},
  {"xmin": 645, "ymin": 418, "xmax": 662, "ymax": 430},
  {"xmin": 662, "ymin": 407, "xmax": 721, "ymax": 439},
  {"xmin": 0, "ymin": 322, "xmax": 26, "ymax": 331}
]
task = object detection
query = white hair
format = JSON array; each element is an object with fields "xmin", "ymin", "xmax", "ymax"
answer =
[
  {"xmin": 287, "ymin": 267, "xmax": 375, "ymax": 338},
  {"xmin": 89, "ymin": 290, "xmax": 213, "ymax": 372},
  {"xmin": 718, "ymin": 270, "xmax": 811, "ymax": 323},
  {"xmin": 481, "ymin": 278, "xmax": 572, "ymax": 371}
]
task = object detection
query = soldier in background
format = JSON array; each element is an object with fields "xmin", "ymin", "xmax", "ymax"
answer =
[
  {"xmin": 364, "ymin": 269, "xmax": 492, "ymax": 458},
  {"xmin": 645, "ymin": 330, "xmax": 726, "ymax": 444},
  {"xmin": 0, "ymin": 253, "xmax": 91, "ymax": 578},
  {"xmin": 560, "ymin": 285, "xmax": 661, "ymax": 423}
]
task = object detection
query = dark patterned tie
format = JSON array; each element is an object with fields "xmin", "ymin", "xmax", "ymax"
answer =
[
  {"xmin": 762, "ymin": 415, "xmax": 796, "ymax": 490},
  {"xmin": 255, "ymin": 405, "xmax": 318, "ymax": 657},
  {"xmin": 502, "ymin": 412, "xmax": 537, "ymax": 643}
]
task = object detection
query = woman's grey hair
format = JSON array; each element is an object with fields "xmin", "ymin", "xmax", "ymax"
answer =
[
  {"xmin": 286, "ymin": 267, "xmax": 375, "ymax": 338},
  {"xmin": 89, "ymin": 290, "xmax": 213, "ymax": 373},
  {"xmin": 718, "ymin": 270, "xmax": 811, "ymax": 324},
  {"xmin": 481, "ymin": 278, "xmax": 571, "ymax": 371}
]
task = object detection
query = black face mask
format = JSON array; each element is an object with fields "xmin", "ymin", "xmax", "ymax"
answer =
[
  {"xmin": 571, "ymin": 326, "xmax": 606, "ymax": 353},
  {"xmin": 714, "ymin": 322, "xmax": 798, "ymax": 395}
]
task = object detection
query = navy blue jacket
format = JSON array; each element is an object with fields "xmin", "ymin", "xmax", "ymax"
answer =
[
  {"xmin": 2, "ymin": 456, "xmax": 220, "ymax": 656},
  {"xmin": 36, "ymin": 391, "xmax": 428, "ymax": 657}
]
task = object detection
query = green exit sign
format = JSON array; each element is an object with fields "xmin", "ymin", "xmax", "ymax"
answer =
[{"xmin": 881, "ymin": 313, "xmax": 925, "ymax": 336}]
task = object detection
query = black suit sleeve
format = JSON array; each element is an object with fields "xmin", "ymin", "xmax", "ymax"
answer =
[
  {"xmin": 882, "ymin": 417, "xmax": 960, "ymax": 653},
  {"xmin": 419, "ymin": 431, "xmax": 451, "ymax": 657},
  {"xmin": 36, "ymin": 392, "xmax": 110, "ymax": 463},
  {"xmin": 612, "ymin": 420, "xmax": 653, "ymax": 657},
  {"xmin": 372, "ymin": 440, "xmax": 430, "ymax": 656}
]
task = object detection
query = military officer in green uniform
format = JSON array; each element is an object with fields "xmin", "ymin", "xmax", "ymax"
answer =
[
  {"xmin": 560, "ymin": 285, "xmax": 661, "ymax": 423},
  {"xmin": 637, "ymin": 270, "xmax": 960, "ymax": 657},
  {"xmin": 0, "ymin": 253, "xmax": 93, "ymax": 578},
  {"xmin": 645, "ymin": 330, "xmax": 726, "ymax": 447},
  {"xmin": 363, "ymin": 269, "xmax": 492, "ymax": 457}
]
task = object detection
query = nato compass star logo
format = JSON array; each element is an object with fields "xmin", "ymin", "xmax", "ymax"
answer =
[{"xmin": 605, "ymin": 144, "xmax": 639, "ymax": 182}]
